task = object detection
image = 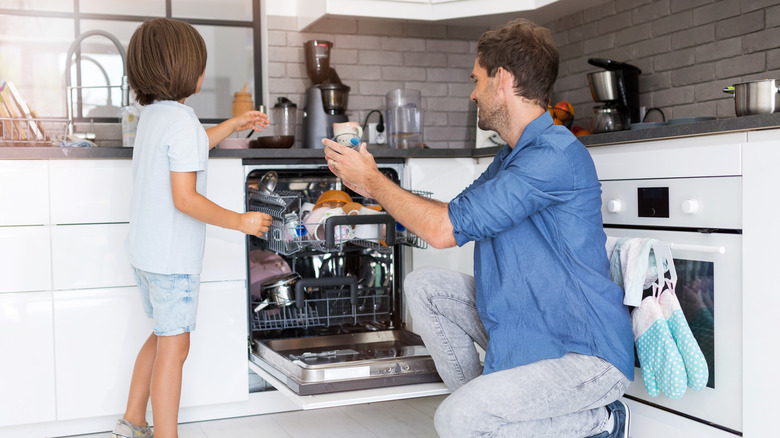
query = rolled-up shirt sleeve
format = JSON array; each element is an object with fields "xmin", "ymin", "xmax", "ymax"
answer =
[{"xmin": 448, "ymin": 144, "xmax": 577, "ymax": 246}]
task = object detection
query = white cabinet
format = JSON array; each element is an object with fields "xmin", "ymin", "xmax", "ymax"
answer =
[
  {"xmin": 0, "ymin": 291, "xmax": 56, "ymax": 427},
  {"xmin": 0, "ymin": 160, "xmax": 49, "ymax": 225},
  {"xmin": 290, "ymin": 0, "xmax": 596, "ymax": 30},
  {"xmin": 0, "ymin": 225, "xmax": 52, "ymax": 293},
  {"xmin": 181, "ymin": 281, "xmax": 248, "ymax": 407},
  {"xmin": 53, "ymin": 286, "xmax": 152, "ymax": 421},
  {"xmin": 51, "ymin": 223, "xmax": 135, "ymax": 290},
  {"xmin": 407, "ymin": 157, "xmax": 489, "ymax": 275},
  {"xmin": 202, "ymin": 159, "xmax": 246, "ymax": 282},
  {"xmin": 52, "ymin": 281, "xmax": 248, "ymax": 421},
  {"xmin": 49, "ymin": 159, "xmax": 132, "ymax": 224}
]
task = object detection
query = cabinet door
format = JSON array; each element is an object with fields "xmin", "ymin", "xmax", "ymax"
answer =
[
  {"xmin": 407, "ymin": 157, "xmax": 477, "ymax": 275},
  {"xmin": 181, "ymin": 280, "xmax": 248, "ymax": 407},
  {"xmin": 53, "ymin": 281, "xmax": 248, "ymax": 420},
  {"xmin": 49, "ymin": 159, "xmax": 132, "ymax": 224},
  {"xmin": 0, "ymin": 160, "xmax": 49, "ymax": 225},
  {"xmin": 53, "ymin": 287, "xmax": 153, "ymax": 420},
  {"xmin": 202, "ymin": 159, "xmax": 246, "ymax": 282},
  {"xmin": 51, "ymin": 223, "xmax": 135, "ymax": 290},
  {"xmin": 0, "ymin": 291, "xmax": 56, "ymax": 427},
  {"xmin": 0, "ymin": 225, "xmax": 52, "ymax": 293}
]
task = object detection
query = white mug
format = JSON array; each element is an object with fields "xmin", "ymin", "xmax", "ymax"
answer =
[
  {"xmin": 332, "ymin": 122, "xmax": 363, "ymax": 148},
  {"xmin": 349, "ymin": 206, "xmax": 385, "ymax": 241}
]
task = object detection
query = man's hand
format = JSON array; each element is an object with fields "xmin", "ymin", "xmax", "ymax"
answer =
[{"xmin": 322, "ymin": 138, "xmax": 381, "ymax": 199}]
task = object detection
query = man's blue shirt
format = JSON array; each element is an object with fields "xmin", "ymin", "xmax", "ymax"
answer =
[{"xmin": 448, "ymin": 111, "xmax": 634, "ymax": 379}]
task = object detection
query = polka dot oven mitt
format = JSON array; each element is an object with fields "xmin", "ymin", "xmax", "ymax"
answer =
[
  {"xmin": 631, "ymin": 287, "xmax": 688, "ymax": 400},
  {"xmin": 658, "ymin": 280, "xmax": 709, "ymax": 391}
]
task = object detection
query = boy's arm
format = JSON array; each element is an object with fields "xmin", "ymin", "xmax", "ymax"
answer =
[
  {"xmin": 170, "ymin": 171, "xmax": 270, "ymax": 236},
  {"xmin": 205, "ymin": 111, "xmax": 269, "ymax": 149}
]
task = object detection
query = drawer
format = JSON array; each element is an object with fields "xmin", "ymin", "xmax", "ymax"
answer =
[
  {"xmin": 51, "ymin": 223, "xmax": 135, "ymax": 290},
  {"xmin": 0, "ymin": 225, "xmax": 52, "ymax": 293},
  {"xmin": 0, "ymin": 160, "xmax": 49, "ymax": 225},
  {"xmin": 49, "ymin": 159, "xmax": 132, "ymax": 224}
]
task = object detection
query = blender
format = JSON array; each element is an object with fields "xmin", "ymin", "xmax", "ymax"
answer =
[
  {"xmin": 302, "ymin": 40, "xmax": 351, "ymax": 149},
  {"xmin": 587, "ymin": 58, "xmax": 641, "ymax": 133},
  {"xmin": 253, "ymin": 97, "xmax": 297, "ymax": 148}
]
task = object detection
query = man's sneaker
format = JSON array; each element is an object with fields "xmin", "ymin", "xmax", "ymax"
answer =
[
  {"xmin": 111, "ymin": 418, "xmax": 153, "ymax": 438},
  {"xmin": 606, "ymin": 399, "xmax": 630, "ymax": 438}
]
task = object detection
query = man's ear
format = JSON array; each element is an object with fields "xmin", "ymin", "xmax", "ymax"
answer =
[{"xmin": 496, "ymin": 67, "xmax": 514, "ymax": 98}]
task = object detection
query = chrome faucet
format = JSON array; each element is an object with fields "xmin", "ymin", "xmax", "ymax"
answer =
[{"xmin": 65, "ymin": 30, "xmax": 129, "ymax": 137}]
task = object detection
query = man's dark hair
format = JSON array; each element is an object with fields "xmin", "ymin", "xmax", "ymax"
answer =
[
  {"xmin": 476, "ymin": 18, "xmax": 559, "ymax": 109},
  {"xmin": 127, "ymin": 18, "xmax": 207, "ymax": 106}
]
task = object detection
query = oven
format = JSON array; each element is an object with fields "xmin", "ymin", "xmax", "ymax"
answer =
[
  {"xmin": 591, "ymin": 135, "xmax": 744, "ymax": 436},
  {"xmin": 241, "ymin": 161, "xmax": 442, "ymax": 398}
]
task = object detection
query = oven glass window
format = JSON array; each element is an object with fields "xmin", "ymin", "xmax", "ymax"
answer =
[{"xmin": 637, "ymin": 258, "xmax": 715, "ymax": 388}]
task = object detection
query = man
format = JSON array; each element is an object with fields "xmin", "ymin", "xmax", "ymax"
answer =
[{"xmin": 323, "ymin": 18, "xmax": 634, "ymax": 438}]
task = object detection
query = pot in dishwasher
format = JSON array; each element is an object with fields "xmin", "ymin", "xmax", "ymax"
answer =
[{"xmin": 243, "ymin": 163, "xmax": 440, "ymax": 395}]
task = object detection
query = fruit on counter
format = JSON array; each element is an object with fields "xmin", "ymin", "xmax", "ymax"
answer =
[
  {"xmin": 553, "ymin": 101, "xmax": 574, "ymax": 118},
  {"xmin": 571, "ymin": 126, "xmax": 592, "ymax": 137}
]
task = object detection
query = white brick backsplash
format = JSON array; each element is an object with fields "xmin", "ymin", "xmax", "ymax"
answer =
[{"xmin": 267, "ymin": 0, "xmax": 780, "ymax": 147}]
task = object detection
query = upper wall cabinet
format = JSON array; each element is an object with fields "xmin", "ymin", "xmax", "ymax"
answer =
[{"xmin": 292, "ymin": 0, "xmax": 609, "ymax": 30}]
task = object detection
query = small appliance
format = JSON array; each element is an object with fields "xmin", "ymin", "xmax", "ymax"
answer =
[
  {"xmin": 587, "ymin": 58, "xmax": 641, "ymax": 133},
  {"xmin": 385, "ymin": 88, "xmax": 424, "ymax": 149},
  {"xmin": 302, "ymin": 40, "xmax": 351, "ymax": 149}
]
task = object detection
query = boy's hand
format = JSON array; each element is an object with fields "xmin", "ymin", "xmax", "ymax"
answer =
[
  {"xmin": 234, "ymin": 111, "xmax": 269, "ymax": 133},
  {"xmin": 240, "ymin": 211, "xmax": 272, "ymax": 237}
]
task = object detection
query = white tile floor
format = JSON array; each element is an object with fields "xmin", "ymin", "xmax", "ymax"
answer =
[{"xmin": 69, "ymin": 395, "xmax": 446, "ymax": 438}]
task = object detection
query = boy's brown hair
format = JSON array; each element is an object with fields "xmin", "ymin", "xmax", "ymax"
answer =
[
  {"xmin": 127, "ymin": 18, "xmax": 207, "ymax": 106},
  {"xmin": 476, "ymin": 18, "xmax": 559, "ymax": 109}
]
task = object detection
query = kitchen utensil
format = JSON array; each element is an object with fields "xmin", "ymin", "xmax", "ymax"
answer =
[
  {"xmin": 303, "ymin": 40, "xmax": 332, "ymax": 85},
  {"xmin": 249, "ymin": 249, "xmax": 292, "ymax": 299},
  {"xmin": 385, "ymin": 89, "xmax": 423, "ymax": 148},
  {"xmin": 258, "ymin": 272, "xmax": 301, "ymax": 308},
  {"xmin": 313, "ymin": 189, "xmax": 352, "ymax": 210},
  {"xmin": 587, "ymin": 58, "xmax": 642, "ymax": 124},
  {"xmin": 250, "ymin": 135, "xmax": 295, "ymax": 148},
  {"xmin": 303, "ymin": 84, "xmax": 350, "ymax": 148},
  {"xmin": 258, "ymin": 171, "xmax": 278, "ymax": 194},
  {"xmin": 592, "ymin": 105, "xmax": 628, "ymax": 133},
  {"xmin": 723, "ymin": 79, "xmax": 780, "ymax": 116}
]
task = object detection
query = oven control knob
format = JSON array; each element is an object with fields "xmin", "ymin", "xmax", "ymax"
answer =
[
  {"xmin": 607, "ymin": 199, "xmax": 623, "ymax": 213},
  {"xmin": 681, "ymin": 199, "xmax": 700, "ymax": 215}
]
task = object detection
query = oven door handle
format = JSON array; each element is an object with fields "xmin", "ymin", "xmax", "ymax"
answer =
[
  {"xmin": 294, "ymin": 276, "xmax": 358, "ymax": 309},
  {"xmin": 323, "ymin": 214, "xmax": 397, "ymax": 247}
]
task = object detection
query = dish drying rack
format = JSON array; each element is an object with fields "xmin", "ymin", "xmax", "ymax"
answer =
[
  {"xmin": 251, "ymin": 276, "xmax": 392, "ymax": 332},
  {"xmin": 0, "ymin": 117, "xmax": 68, "ymax": 146},
  {"xmin": 247, "ymin": 188, "xmax": 430, "ymax": 256}
]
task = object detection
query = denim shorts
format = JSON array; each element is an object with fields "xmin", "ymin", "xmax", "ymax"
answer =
[{"xmin": 133, "ymin": 267, "xmax": 200, "ymax": 336}]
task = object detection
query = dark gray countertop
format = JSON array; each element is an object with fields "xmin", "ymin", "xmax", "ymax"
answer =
[{"xmin": 4, "ymin": 112, "xmax": 780, "ymax": 159}]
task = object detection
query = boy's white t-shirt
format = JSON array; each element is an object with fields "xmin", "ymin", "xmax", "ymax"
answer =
[{"xmin": 126, "ymin": 100, "xmax": 209, "ymax": 275}]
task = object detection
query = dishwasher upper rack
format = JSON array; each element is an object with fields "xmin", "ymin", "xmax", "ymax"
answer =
[{"xmin": 247, "ymin": 188, "xmax": 430, "ymax": 256}]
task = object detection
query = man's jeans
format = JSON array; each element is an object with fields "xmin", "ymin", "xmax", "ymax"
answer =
[{"xmin": 405, "ymin": 266, "xmax": 631, "ymax": 438}]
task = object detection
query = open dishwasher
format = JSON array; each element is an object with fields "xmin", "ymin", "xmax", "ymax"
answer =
[{"xmin": 244, "ymin": 162, "xmax": 442, "ymax": 396}]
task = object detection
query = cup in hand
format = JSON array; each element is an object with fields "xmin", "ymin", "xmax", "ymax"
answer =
[{"xmin": 332, "ymin": 122, "xmax": 363, "ymax": 148}]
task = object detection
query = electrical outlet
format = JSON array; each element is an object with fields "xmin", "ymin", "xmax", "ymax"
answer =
[{"xmin": 368, "ymin": 122, "xmax": 386, "ymax": 144}]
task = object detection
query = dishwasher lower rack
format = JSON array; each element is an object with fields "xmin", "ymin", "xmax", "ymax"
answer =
[
  {"xmin": 251, "ymin": 276, "xmax": 392, "ymax": 332},
  {"xmin": 247, "ymin": 188, "xmax": 430, "ymax": 256}
]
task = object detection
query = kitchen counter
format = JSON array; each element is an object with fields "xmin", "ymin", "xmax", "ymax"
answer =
[{"xmin": 3, "ymin": 112, "xmax": 780, "ymax": 160}]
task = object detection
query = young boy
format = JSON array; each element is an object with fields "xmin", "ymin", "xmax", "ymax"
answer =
[{"xmin": 115, "ymin": 18, "xmax": 272, "ymax": 438}]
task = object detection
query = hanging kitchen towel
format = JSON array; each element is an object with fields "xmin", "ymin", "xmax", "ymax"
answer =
[
  {"xmin": 652, "ymin": 243, "xmax": 710, "ymax": 391},
  {"xmin": 607, "ymin": 237, "xmax": 660, "ymax": 307}
]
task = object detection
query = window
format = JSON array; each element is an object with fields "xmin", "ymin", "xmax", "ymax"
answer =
[{"xmin": 0, "ymin": 0, "xmax": 260, "ymax": 124}]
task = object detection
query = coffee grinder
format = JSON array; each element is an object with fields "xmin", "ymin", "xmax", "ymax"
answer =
[
  {"xmin": 586, "ymin": 58, "xmax": 641, "ymax": 133},
  {"xmin": 302, "ymin": 40, "xmax": 350, "ymax": 149}
]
